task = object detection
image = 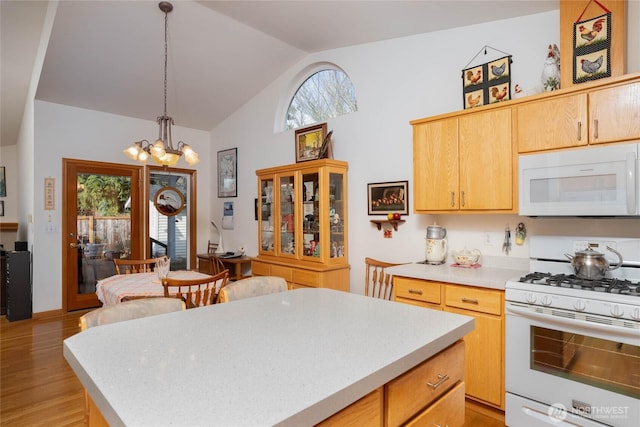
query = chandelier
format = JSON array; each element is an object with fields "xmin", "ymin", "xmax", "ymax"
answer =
[{"xmin": 123, "ymin": 1, "xmax": 199, "ymax": 167}]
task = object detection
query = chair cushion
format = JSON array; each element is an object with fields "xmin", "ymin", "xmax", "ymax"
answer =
[
  {"xmin": 219, "ymin": 276, "xmax": 287, "ymax": 302},
  {"xmin": 80, "ymin": 298, "xmax": 185, "ymax": 330}
]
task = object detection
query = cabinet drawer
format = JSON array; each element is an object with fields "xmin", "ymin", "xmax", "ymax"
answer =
[
  {"xmin": 445, "ymin": 284, "xmax": 502, "ymax": 315},
  {"xmin": 293, "ymin": 269, "xmax": 319, "ymax": 287},
  {"xmin": 394, "ymin": 277, "xmax": 441, "ymax": 305},
  {"xmin": 270, "ymin": 265, "xmax": 293, "ymax": 281},
  {"xmin": 385, "ymin": 340, "xmax": 464, "ymax": 427},
  {"xmin": 405, "ymin": 381, "xmax": 465, "ymax": 427},
  {"xmin": 251, "ymin": 261, "xmax": 271, "ymax": 276}
]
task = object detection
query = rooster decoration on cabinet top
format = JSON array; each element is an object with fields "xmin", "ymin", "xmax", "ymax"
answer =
[{"xmin": 541, "ymin": 44, "xmax": 560, "ymax": 91}]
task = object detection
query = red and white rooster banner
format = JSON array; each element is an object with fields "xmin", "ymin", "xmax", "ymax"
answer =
[{"xmin": 573, "ymin": 0, "xmax": 611, "ymax": 83}]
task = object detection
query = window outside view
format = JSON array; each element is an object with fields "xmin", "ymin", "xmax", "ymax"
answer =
[{"xmin": 286, "ymin": 69, "xmax": 357, "ymax": 130}]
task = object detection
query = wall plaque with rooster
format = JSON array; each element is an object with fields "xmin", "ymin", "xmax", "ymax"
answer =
[
  {"xmin": 461, "ymin": 48, "xmax": 512, "ymax": 110},
  {"xmin": 573, "ymin": 8, "xmax": 612, "ymax": 84}
]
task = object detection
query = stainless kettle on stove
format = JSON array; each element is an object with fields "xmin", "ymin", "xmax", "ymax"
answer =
[
  {"xmin": 425, "ymin": 224, "xmax": 447, "ymax": 265},
  {"xmin": 564, "ymin": 246, "xmax": 623, "ymax": 280}
]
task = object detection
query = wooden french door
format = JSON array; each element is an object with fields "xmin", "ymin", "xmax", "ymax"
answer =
[{"xmin": 62, "ymin": 159, "xmax": 143, "ymax": 311}]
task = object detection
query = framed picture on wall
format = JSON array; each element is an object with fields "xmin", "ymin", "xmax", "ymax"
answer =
[
  {"xmin": 0, "ymin": 166, "xmax": 6, "ymax": 197},
  {"xmin": 218, "ymin": 148, "xmax": 237, "ymax": 197},
  {"xmin": 367, "ymin": 181, "xmax": 409, "ymax": 215}
]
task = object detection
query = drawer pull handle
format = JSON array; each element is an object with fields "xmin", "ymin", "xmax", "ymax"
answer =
[
  {"xmin": 426, "ymin": 373, "xmax": 449, "ymax": 389},
  {"xmin": 593, "ymin": 119, "xmax": 599, "ymax": 139},
  {"xmin": 577, "ymin": 121, "xmax": 582, "ymax": 141},
  {"xmin": 461, "ymin": 297, "xmax": 479, "ymax": 304},
  {"xmin": 408, "ymin": 289, "xmax": 423, "ymax": 295}
]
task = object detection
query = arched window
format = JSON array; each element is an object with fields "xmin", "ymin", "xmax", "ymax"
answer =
[{"xmin": 285, "ymin": 68, "xmax": 357, "ymax": 131}]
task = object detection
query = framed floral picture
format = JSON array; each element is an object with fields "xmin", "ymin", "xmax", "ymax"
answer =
[
  {"xmin": 295, "ymin": 123, "xmax": 327, "ymax": 162},
  {"xmin": 218, "ymin": 148, "xmax": 237, "ymax": 197}
]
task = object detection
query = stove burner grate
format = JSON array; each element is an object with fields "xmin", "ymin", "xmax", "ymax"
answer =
[{"xmin": 519, "ymin": 273, "xmax": 640, "ymax": 296}]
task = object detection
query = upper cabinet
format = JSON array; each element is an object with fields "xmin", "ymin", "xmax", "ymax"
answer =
[
  {"xmin": 254, "ymin": 159, "xmax": 349, "ymax": 291},
  {"xmin": 516, "ymin": 78, "xmax": 640, "ymax": 153},
  {"xmin": 413, "ymin": 107, "xmax": 514, "ymax": 213}
]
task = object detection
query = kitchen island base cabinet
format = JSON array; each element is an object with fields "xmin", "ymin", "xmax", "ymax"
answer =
[
  {"xmin": 317, "ymin": 340, "xmax": 465, "ymax": 427},
  {"xmin": 393, "ymin": 277, "xmax": 505, "ymax": 410}
]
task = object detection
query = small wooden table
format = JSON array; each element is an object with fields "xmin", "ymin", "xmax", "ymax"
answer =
[{"xmin": 196, "ymin": 254, "xmax": 252, "ymax": 281}]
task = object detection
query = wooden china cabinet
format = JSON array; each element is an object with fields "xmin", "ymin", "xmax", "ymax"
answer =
[{"xmin": 252, "ymin": 159, "xmax": 349, "ymax": 291}]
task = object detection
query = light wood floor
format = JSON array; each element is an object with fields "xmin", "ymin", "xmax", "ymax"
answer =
[{"xmin": 1, "ymin": 311, "xmax": 505, "ymax": 426}]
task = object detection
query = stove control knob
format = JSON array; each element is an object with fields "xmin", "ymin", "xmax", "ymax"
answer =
[
  {"xmin": 573, "ymin": 300, "xmax": 586, "ymax": 312},
  {"xmin": 631, "ymin": 307, "xmax": 640, "ymax": 321},
  {"xmin": 525, "ymin": 293, "xmax": 536, "ymax": 304},
  {"xmin": 610, "ymin": 305, "xmax": 624, "ymax": 318},
  {"xmin": 541, "ymin": 295, "xmax": 552, "ymax": 306}
]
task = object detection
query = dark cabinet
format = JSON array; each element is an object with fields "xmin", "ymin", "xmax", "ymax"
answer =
[{"xmin": 7, "ymin": 251, "xmax": 32, "ymax": 321}]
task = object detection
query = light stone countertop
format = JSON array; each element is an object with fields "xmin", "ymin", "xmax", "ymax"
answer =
[
  {"xmin": 387, "ymin": 256, "xmax": 529, "ymax": 290},
  {"xmin": 64, "ymin": 288, "xmax": 474, "ymax": 426}
]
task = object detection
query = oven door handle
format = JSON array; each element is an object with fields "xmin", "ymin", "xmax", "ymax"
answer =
[{"xmin": 506, "ymin": 303, "xmax": 639, "ymax": 339}]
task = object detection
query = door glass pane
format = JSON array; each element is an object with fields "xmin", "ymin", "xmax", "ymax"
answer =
[
  {"xmin": 531, "ymin": 326, "xmax": 640, "ymax": 398},
  {"xmin": 329, "ymin": 172, "xmax": 345, "ymax": 259},
  {"xmin": 259, "ymin": 178, "xmax": 274, "ymax": 253},
  {"xmin": 279, "ymin": 175, "xmax": 295, "ymax": 255},
  {"xmin": 77, "ymin": 173, "xmax": 131, "ymax": 295},
  {"xmin": 302, "ymin": 172, "xmax": 319, "ymax": 258},
  {"xmin": 149, "ymin": 172, "xmax": 190, "ymax": 271}
]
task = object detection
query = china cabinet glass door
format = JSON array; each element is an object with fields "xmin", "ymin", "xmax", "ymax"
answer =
[
  {"xmin": 329, "ymin": 172, "xmax": 346, "ymax": 260},
  {"xmin": 258, "ymin": 177, "xmax": 275, "ymax": 254},
  {"xmin": 278, "ymin": 174, "xmax": 296, "ymax": 257},
  {"xmin": 302, "ymin": 171, "xmax": 320, "ymax": 259}
]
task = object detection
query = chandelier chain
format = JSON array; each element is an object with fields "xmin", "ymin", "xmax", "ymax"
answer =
[{"xmin": 163, "ymin": 7, "xmax": 168, "ymax": 116}]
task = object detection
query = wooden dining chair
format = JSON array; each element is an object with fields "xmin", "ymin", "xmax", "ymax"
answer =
[
  {"xmin": 114, "ymin": 257, "xmax": 166, "ymax": 275},
  {"xmin": 78, "ymin": 297, "xmax": 185, "ymax": 425},
  {"xmin": 364, "ymin": 257, "xmax": 405, "ymax": 300},
  {"xmin": 217, "ymin": 276, "xmax": 287, "ymax": 303},
  {"xmin": 162, "ymin": 270, "xmax": 229, "ymax": 308}
]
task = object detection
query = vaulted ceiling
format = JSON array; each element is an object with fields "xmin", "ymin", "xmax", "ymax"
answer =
[{"xmin": 1, "ymin": 0, "xmax": 558, "ymax": 147}]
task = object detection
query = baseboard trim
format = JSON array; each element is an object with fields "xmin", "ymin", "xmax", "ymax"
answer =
[
  {"xmin": 33, "ymin": 309, "xmax": 65, "ymax": 320},
  {"xmin": 465, "ymin": 398, "xmax": 505, "ymax": 422}
]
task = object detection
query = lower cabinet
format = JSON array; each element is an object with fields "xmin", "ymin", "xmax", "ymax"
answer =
[
  {"xmin": 317, "ymin": 340, "xmax": 465, "ymax": 427},
  {"xmin": 393, "ymin": 277, "xmax": 505, "ymax": 410},
  {"xmin": 251, "ymin": 259, "xmax": 350, "ymax": 291}
]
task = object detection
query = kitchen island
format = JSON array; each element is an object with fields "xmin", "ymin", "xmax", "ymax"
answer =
[{"xmin": 64, "ymin": 288, "xmax": 474, "ymax": 426}]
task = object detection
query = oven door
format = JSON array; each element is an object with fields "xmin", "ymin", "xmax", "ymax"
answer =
[{"xmin": 505, "ymin": 302, "xmax": 640, "ymax": 427}]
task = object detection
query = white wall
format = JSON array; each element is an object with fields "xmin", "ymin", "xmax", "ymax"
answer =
[
  {"xmin": 32, "ymin": 101, "xmax": 211, "ymax": 313},
  {"xmin": 212, "ymin": 9, "xmax": 640, "ymax": 296}
]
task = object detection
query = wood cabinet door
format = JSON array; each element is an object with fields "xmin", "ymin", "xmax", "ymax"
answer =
[
  {"xmin": 458, "ymin": 108, "xmax": 513, "ymax": 210},
  {"xmin": 589, "ymin": 82, "xmax": 640, "ymax": 144},
  {"xmin": 516, "ymin": 93, "xmax": 588, "ymax": 152},
  {"xmin": 413, "ymin": 119, "xmax": 459, "ymax": 211},
  {"xmin": 446, "ymin": 306, "xmax": 503, "ymax": 408}
]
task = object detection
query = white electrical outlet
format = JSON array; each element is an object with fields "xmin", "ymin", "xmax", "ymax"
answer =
[{"xmin": 484, "ymin": 232, "xmax": 492, "ymax": 246}]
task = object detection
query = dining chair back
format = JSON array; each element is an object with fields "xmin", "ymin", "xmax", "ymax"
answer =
[
  {"xmin": 114, "ymin": 257, "xmax": 166, "ymax": 275},
  {"xmin": 79, "ymin": 297, "xmax": 186, "ymax": 331},
  {"xmin": 217, "ymin": 276, "xmax": 287, "ymax": 303},
  {"xmin": 207, "ymin": 240, "xmax": 218, "ymax": 254},
  {"xmin": 364, "ymin": 257, "xmax": 405, "ymax": 300},
  {"xmin": 162, "ymin": 270, "xmax": 229, "ymax": 308},
  {"xmin": 208, "ymin": 257, "xmax": 227, "ymax": 275}
]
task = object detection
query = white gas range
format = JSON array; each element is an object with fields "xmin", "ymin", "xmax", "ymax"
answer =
[{"xmin": 505, "ymin": 236, "xmax": 640, "ymax": 427}]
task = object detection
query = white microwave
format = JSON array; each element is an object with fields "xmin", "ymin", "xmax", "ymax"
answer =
[{"xmin": 519, "ymin": 142, "xmax": 639, "ymax": 216}]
